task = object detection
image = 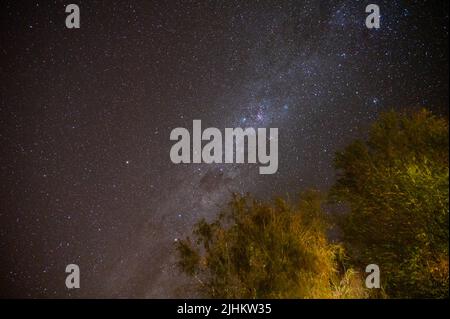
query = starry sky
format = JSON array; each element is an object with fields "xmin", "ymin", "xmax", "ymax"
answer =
[{"xmin": 0, "ymin": 0, "xmax": 448, "ymax": 298}]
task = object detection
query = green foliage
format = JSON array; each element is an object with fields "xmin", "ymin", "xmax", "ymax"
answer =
[
  {"xmin": 176, "ymin": 191, "xmax": 367, "ymax": 298},
  {"xmin": 330, "ymin": 109, "xmax": 449, "ymax": 298},
  {"xmin": 175, "ymin": 109, "xmax": 448, "ymax": 299}
]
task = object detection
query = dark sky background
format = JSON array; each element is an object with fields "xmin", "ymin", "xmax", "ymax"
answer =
[{"xmin": 0, "ymin": 0, "xmax": 448, "ymax": 298}]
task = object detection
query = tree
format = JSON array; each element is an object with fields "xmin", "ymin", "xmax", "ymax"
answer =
[
  {"xmin": 330, "ymin": 109, "xmax": 449, "ymax": 298},
  {"xmin": 176, "ymin": 191, "xmax": 367, "ymax": 298}
]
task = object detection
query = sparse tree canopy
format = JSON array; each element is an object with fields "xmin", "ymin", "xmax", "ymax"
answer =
[
  {"xmin": 331, "ymin": 109, "xmax": 449, "ymax": 298},
  {"xmin": 177, "ymin": 191, "xmax": 367, "ymax": 298}
]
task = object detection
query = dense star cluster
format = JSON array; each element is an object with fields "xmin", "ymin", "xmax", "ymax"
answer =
[{"xmin": 0, "ymin": 0, "xmax": 448, "ymax": 297}]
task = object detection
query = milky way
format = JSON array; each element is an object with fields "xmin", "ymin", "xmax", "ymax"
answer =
[{"xmin": 0, "ymin": 0, "xmax": 448, "ymax": 297}]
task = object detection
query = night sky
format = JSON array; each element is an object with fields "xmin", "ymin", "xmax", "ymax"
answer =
[{"xmin": 0, "ymin": 0, "xmax": 448, "ymax": 298}]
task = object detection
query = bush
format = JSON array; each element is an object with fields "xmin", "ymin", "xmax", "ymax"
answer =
[
  {"xmin": 177, "ymin": 191, "xmax": 367, "ymax": 298},
  {"xmin": 330, "ymin": 109, "xmax": 449, "ymax": 298}
]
